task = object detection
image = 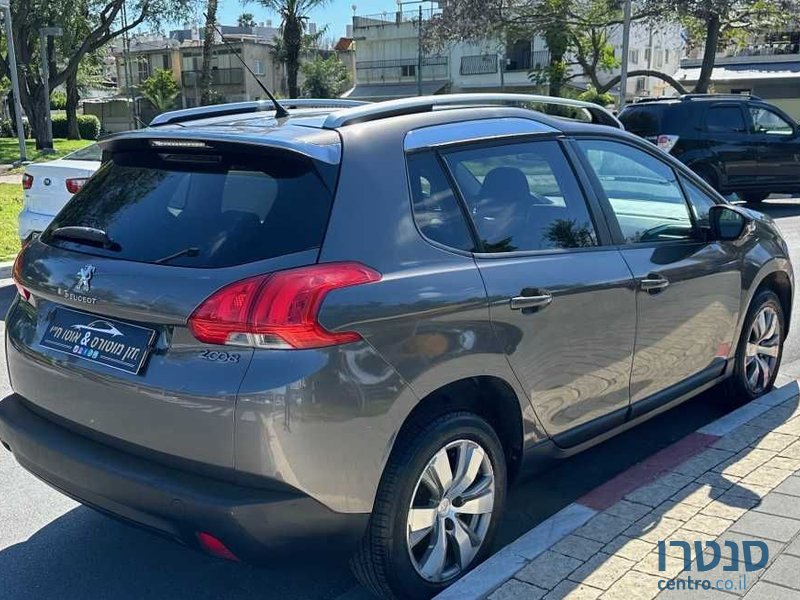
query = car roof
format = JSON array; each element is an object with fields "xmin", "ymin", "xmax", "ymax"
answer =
[{"xmin": 99, "ymin": 96, "xmax": 627, "ymax": 162}]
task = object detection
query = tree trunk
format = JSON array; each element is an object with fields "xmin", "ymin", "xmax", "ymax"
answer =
[
  {"xmin": 66, "ymin": 67, "xmax": 81, "ymax": 140},
  {"xmin": 284, "ymin": 16, "xmax": 303, "ymax": 98},
  {"xmin": 545, "ymin": 25, "xmax": 569, "ymax": 99},
  {"xmin": 599, "ymin": 69, "xmax": 688, "ymax": 95},
  {"xmin": 26, "ymin": 90, "xmax": 50, "ymax": 150},
  {"xmin": 694, "ymin": 14, "xmax": 720, "ymax": 94},
  {"xmin": 201, "ymin": 0, "xmax": 219, "ymax": 106}
]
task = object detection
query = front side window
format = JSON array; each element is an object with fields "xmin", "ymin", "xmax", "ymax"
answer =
[
  {"xmin": 577, "ymin": 139, "xmax": 694, "ymax": 243},
  {"xmin": 706, "ymin": 106, "xmax": 746, "ymax": 133},
  {"xmin": 680, "ymin": 175, "xmax": 718, "ymax": 228},
  {"xmin": 407, "ymin": 152, "xmax": 476, "ymax": 251},
  {"xmin": 750, "ymin": 107, "xmax": 795, "ymax": 135},
  {"xmin": 443, "ymin": 140, "xmax": 597, "ymax": 253}
]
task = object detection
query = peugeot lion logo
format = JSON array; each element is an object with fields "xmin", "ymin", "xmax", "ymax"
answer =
[{"xmin": 76, "ymin": 265, "xmax": 95, "ymax": 292}]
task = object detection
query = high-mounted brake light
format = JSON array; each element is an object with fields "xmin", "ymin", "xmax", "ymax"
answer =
[
  {"xmin": 188, "ymin": 262, "xmax": 381, "ymax": 349},
  {"xmin": 66, "ymin": 177, "xmax": 88, "ymax": 194},
  {"xmin": 22, "ymin": 173, "xmax": 33, "ymax": 190}
]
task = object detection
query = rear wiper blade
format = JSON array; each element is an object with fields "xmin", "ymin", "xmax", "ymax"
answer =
[
  {"xmin": 51, "ymin": 226, "xmax": 120, "ymax": 251},
  {"xmin": 154, "ymin": 247, "xmax": 200, "ymax": 264}
]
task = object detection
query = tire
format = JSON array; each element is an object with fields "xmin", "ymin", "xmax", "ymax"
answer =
[
  {"xmin": 351, "ymin": 411, "xmax": 507, "ymax": 600},
  {"xmin": 739, "ymin": 191, "xmax": 770, "ymax": 204},
  {"xmin": 726, "ymin": 289, "xmax": 785, "ymax": 403}
]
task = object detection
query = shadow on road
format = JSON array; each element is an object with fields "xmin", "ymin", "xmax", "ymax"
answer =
[{"xmin": 0, "ymin": 505, "xmax": 357, "ymax": 600}]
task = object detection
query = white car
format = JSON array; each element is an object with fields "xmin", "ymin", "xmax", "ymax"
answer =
[{"xmin": 19, "ymin": 143, "xmax": 102, "ymax": 242}]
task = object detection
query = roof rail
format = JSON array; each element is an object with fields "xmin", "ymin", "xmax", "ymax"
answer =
[
  {"xmin": 150, "ymin": 98, "xmax": 370, "ymax": 127},
  {"xmin": 321, "ymin": 93, "xmax": 623, "ymax": 129},
  {"xmin": 680, "ymin": 93, "xmax": 761, "ymax": 101}
]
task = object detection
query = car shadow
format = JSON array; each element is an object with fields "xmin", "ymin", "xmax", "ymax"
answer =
[
  {"xmin": 0, "ymin": 505, "xmax": 357, "ymax": 600},
  {"xmin": 739, "ymin": 196, "xmax": 800, "ymax": 219}
]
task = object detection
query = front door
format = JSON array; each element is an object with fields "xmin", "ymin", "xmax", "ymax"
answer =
[
  {"xmin": 440, "ymin": 138, "xmax": 637, "ymax": 440},
  {"xmin": 747, "ymin": 103, "xmax": 800, "ymax": 191},
  {"xmin": 574, "ymin": 138, "xmax": 741, "ymax": 410}
]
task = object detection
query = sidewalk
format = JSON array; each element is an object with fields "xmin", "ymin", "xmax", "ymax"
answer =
[{"xmin": 438, "ymin": 363, "xmax": 800, "ymax": 600}]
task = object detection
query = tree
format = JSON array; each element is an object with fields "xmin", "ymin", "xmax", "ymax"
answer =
[
  {"xmin": 645, "ymin": 0, "xmax": 798, "ymax": 93},
  {"xmin": 140, "ymin": 68, "xmax": 180, "ymax": 112},
  {"xmin": 578, "ymin": 85, "xmax": 615, "ymax": 106},
  {"xmin": 250, "ymin": 0, "xmax": 330, "ymax": 98},
  {"xmin": 201, "ymin": 0, "xmax": 220, "ymax": 105},
  {"xmin": 238, "ymin": 12, "xmax": 257, "ymax": 27},
  {"xmin": 425, "ymin": 0, "xmax": 673, "ymax": 98},
  {"xmin": 0, "ymin": 0, "xmax": 196, "ymax": 150},
  {"xmin": 300, "ymin": 54, "xmax": 350, "ymax": 98}
]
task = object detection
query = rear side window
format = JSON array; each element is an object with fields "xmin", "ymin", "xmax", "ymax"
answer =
[
  {"xmin": 706, "ymin": 106, "xmax": 746, "ymax": 133},
  {"xmin": 407, "ymin": 152, "xmax": 476, "ymax": 251},
  {"xmin": 619, "ymin": 104, "xmax": 684, "ymax": 136},
  {"xmin": 442, "ymin": 140, "xmax": 598, "ymax": 253},
  {"xmin": 43, "ymin": 150, "xmax": 335, "ymax": 268}
]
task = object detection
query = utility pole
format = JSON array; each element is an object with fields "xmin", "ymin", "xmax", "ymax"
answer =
[
  {"xmin": 618, "ymin": 0, "xmax": 632, "ymax": 111},
  {"xmin": 40, "ymin": 26, "xmax": 63, "ymax": 153},
  {"xmin": 417, "ymin": 4, "xmax": 423, "ymax": 96},
  {"xmin": 0, "ymin": 0, "xmax": 26, "ymax": 162}
]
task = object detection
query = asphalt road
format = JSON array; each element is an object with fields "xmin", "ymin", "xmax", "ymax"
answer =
[{"xmin": 2, "ymin": 198, "xmax": 800, "ymax": 600}]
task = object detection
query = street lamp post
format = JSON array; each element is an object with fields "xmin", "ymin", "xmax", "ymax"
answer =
[
  {"xmin": 39, "ymin": 26, "xmax": 63, "ymax": 153},
  {"xmin": 0, "ymin": 0, "xmax": 26, "ymax": 162},
  {"xmin": 618, "ymin": 0, "xmax": 632, "ymax": 111}
]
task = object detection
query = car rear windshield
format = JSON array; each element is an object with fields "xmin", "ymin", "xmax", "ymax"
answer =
[
  {"xmin": 619, "ymin": 104, "xmax": 683, "ymax": 136},
  {"xmin": 42, "ymin": 148, "xmax": 336, "ymax": 268}
]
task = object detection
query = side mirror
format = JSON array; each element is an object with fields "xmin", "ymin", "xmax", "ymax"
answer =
[{"xmin": 708, "ymin": 205, "xmax": 753, "ymax": 241}]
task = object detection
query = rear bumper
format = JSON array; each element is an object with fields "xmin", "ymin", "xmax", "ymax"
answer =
[
  {"xmin": 0, "ymin": 393, "xmax": 369, "ymax": 561},
  {"xmin": 18, "ymin": 208, "xmax": 53, "ymax": 242}
]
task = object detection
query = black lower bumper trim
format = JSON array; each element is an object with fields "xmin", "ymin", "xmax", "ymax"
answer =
[{"xmin": 0, "ymin": 394, "xmax": 369, "ymax": 561}]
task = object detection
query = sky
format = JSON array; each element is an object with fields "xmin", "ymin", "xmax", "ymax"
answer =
[{"xmin": 179, "ymin": 0, "xmax": 405, "ymax": 40}]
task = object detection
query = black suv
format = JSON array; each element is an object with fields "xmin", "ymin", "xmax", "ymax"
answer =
[{"xmin": 620, "ymin": 94, "xmax": 800, "ymax": 203}]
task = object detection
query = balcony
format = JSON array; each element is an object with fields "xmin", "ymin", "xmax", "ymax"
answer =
[
  {"xmin": 460, "ymin": 54, "xmax": 498, "ymax": 76},
  {"xmin": 355, "ymin": 56, "xmax": 449, "ymax": 84},
  {"xmin": 353, "ymin": 9, "xmax": 439, "ymax": 30},
  {"xmin": 181, "ymin": 68, "xmax": 245, "ymax": 87},
  {"xmin": 504, "ymin": 49, "xmax": 551, "ymax": 72}
]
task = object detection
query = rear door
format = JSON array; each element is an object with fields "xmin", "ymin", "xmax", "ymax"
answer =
[
  {"xmin": 747, "ymin": 103, "xmax": 800, "ymax": 189},
  {"xmin": 441, "ymin": 138, "xmax": 637, "ymax": 444},
  {"xmin": 573, "ymin": 138, "xmax": 740, "ymax": 413},
  {"xmin": 703, "ymin": 103, "xmax": 760, "ymax": 189},
  {"xmin": 8, "ymin": 141, "xmax": 338, "ymax": 468}
]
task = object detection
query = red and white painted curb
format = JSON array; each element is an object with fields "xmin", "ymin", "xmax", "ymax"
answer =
[{"xmin": 435, "ymin": 372, "xmax": 800, "ymax": 600}]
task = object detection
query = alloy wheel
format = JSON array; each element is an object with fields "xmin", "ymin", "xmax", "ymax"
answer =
[
  {"xmin": 406, "ymin": 439, "xmax": 495, "ymax": 583},
  {"xmin": 745, "ymin": 305, "xmax": 781, "ymax": 394}
]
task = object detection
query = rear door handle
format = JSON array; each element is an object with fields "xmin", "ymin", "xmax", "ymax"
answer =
[
  {"xmin": 640, "ymin": 274, "xmax": 670, "ymax": 293},
  {"xmin": 510, "ymin": 292, "xmax": 553, "ymax": 310}
]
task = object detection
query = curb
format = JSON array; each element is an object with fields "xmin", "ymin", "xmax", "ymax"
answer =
[
  {"xmin": 435, "ymin": 369, "xmax": 800, "ymax": 600},
  {"xmin": 0, "ymin": 260, "xmax": 15, "ymax": 279}
]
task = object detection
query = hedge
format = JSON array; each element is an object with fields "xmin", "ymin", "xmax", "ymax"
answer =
[
  {"xmin": 51, "ymin": 114, "xmax": 101, "ymax": 140},
  {"xmin": 0, "ymin": 118, "xmax": 30, "ymax": 138}
]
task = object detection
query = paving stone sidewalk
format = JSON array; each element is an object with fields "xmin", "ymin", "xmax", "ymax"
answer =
[{"xmin": 481, "ymin": 374, "xmax": 800, "ymax": 600}]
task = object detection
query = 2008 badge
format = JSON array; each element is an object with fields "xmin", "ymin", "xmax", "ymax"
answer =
[{"xmin": 199, "ymin": 350, "xmax": 240, "ymax": 363}]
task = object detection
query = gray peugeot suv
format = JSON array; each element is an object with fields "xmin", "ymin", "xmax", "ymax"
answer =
[{"xmin": 0, "ymin": 94, "xmax": 793, "ymax": 599}]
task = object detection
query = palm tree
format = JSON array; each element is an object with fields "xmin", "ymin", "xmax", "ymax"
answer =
[
  {"xmin": 254, "ymin": 0, "xmax": 329, "ymax": 98},
  {"xmin": 201, "ymin": 0, "xmax": 219, "ymax": 105}
]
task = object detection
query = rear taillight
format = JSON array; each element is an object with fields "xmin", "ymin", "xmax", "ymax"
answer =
[
  {"xmin": 12, "ymin": 249, "xmax": 31, "ymax": 303},
  {"xmin": 657, "ymin": 134, "xmax": 680, "ymax": 154},
  {"xmin": 65, "ymin": 177, "xmax": 88, "ymax": 194},
  {"xmin": 22, "ymin": 173, "xmax": 33, "ymax": 190},
  {"xmin": 188, "ymin": 262, "xmax": 381, "ymax": 349}
]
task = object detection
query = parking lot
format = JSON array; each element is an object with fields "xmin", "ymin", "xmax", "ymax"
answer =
[{"xmin": 1, "ymin": 197, "xmax": 799, "ymax": 600}]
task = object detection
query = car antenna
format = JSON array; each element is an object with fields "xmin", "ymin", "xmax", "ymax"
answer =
[{"xmin": 205, "ymin": 15, "xmax": 289, "ymax": 119}]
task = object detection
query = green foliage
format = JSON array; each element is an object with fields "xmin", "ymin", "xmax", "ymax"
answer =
[
  {"xmin": 300, "ymin": 54, "xmax": 350, "ymax": 98},
  {"xmin": 50, "ymin": 90, "xmax": 68, "ymax": 110},
  {"xmin": 139, "ymin": 68, "xmax": 180, "ymax": 112},
  {"xmin": 578, "ymin": 85, "xmax": 615, "ymax": 106},
  {"xmin": 238, "ymin": 12, "xmax": 256, "ymax": 27},
  {"xmin": 0, "ymin": 119, "xmax": 31, "ymax": 139},
  {"xmin": 51, "ymin": 114, "xmax": 100, "ymax": 140}
]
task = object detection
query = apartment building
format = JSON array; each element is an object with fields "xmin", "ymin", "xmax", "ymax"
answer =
[{"xmin": 345, "ymin": 7, "xmax": 683, "ymax": 103}]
